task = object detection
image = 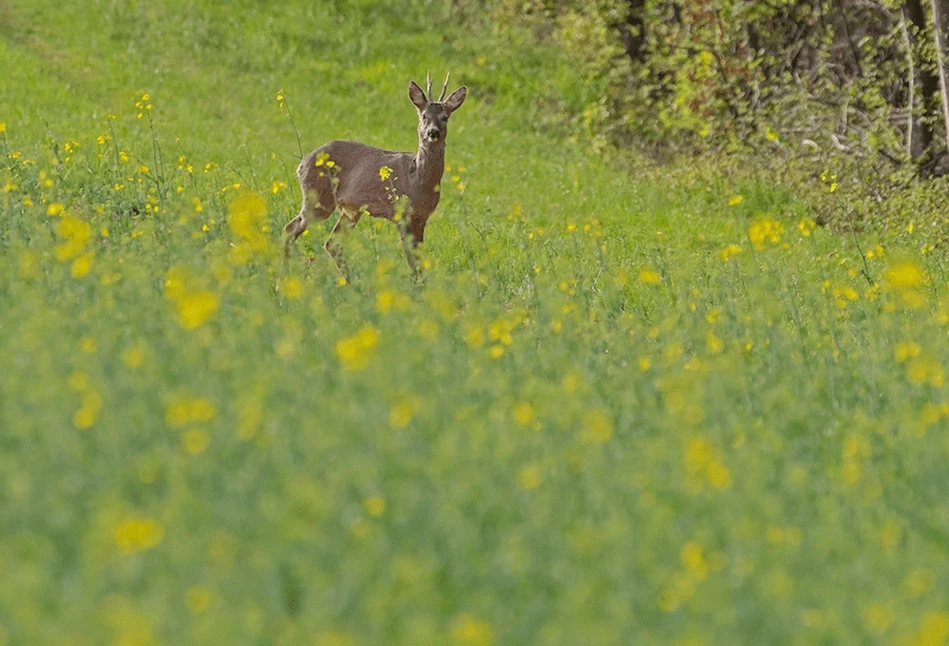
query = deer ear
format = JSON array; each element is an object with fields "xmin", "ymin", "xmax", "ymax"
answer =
[
  {"xmin": 408, "ymin": 81, "xmax": 428, "ymax": 111},
  {"xmin": 444, "ymin": 86, "xmax": 467, "ymax": 115}
]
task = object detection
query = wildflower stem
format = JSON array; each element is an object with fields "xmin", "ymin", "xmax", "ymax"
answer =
[{"xmin": 282, "ymin": 95, "xmax": 304, "ymax": 159}]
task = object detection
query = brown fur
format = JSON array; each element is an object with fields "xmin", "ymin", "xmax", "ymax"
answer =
[{"xmin": 283, "ymin": 75, "xmax": 467, "ymax": 280}]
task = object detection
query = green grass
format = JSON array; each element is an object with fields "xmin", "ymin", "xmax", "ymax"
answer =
[{"xmin": 3, "ymin": 1, "xmax": 949, "ymax": 644}]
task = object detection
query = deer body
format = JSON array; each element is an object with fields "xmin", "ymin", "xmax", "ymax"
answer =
[{"xmin": 284, "ymin": 73, "xmax": 466, "ymax": 279}]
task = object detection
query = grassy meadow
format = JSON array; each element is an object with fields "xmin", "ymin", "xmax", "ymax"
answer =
[{"xmin": 3, "ymin": 0, "xmax": 949, "ymax": 644}]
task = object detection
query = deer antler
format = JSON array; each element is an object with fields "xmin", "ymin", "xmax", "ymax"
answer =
[
  {"xmin": 426, "ymin": 70, "xmax": 432, "ymax": 101},
  {"xmin": 438, "ymin": 72, "xmax": 451, "ymax": 102}
]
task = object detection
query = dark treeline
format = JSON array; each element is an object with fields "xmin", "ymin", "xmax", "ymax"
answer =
[{"xmin": 483, "ymin": 0, "xmax": 949, "ymax": 175}]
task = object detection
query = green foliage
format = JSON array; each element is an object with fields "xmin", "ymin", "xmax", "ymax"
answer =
[
  {"xmin": 3, "ymin": 1, "xmax": 949, "ymax": 645},
  {"xmin": 484, "ymin": 0, "xmax": 917, "ymax": 158}
]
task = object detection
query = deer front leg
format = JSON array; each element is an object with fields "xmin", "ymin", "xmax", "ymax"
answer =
[
  {"xmin": 398, "ymin": 219, "xmax": 424, "ymax": 282},
  {"xmin": 325, "ymin": 210, "xmax": 360, "ymax": 283},
  {"xmin": 283, "ymin": 215, "xmax": 307, "ymax": 259}
]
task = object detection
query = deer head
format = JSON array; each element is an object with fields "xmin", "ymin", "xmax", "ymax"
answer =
[{"xmin": 408, "ymin": 71, "xmax": 467, "ymax": 145}]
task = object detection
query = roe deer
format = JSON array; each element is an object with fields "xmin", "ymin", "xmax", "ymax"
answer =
[{"xmin": 283, "ymin": 72, "xmax": 467, "ymax": 281}]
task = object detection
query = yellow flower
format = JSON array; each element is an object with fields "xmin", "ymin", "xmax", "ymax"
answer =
[
  {"xmin": 73, "ymin": 390, "xmax": 103, "ymax": 429},
  {"xmin": 182, "ymin": 429, "xmax": 210, "ymax": 455},
  {"xmin": 516, "ymin": 464, "xmax": 542, "ymax": 491},
  {"xmin": 47, "ymin": 202, "xmax": 65, "ymax": 216},
  {"xmin": 728, "ymin": 195, "xmax": 744, "ymax": 206},
  {"xmin": 706, "ymin": 331, "xmax": 724, "ymax": 354},
  {"xmin": 798, "ymin": 217, "xmax": 816, "ymax": 237},
  {"xmin": 54, "ymin": 214, "xmax": 93, "ymax": 262},
  {"xmin": 227, "ymin": 192, "xmax": 270, "ymax": 264},
  {"xmin": 579, "ymin": 409, "xmax": 613, "ymax": 444},
  {"xmin": 894, "ymin": 342, "xmax": 921, "ymax": 363},
  {"xmin": 906, "ymin": 357, "xmax": 944, "ymax": 387},
  {"xmin": 638, "ymin": 268, "xmax": 661, "ymax": 285},
  {"xmin": 68, "ymin": 371, "xmax": 89, "ymax": 391},
  {"xmin": 512, "ymin": 402, "xmax": 535, "ymax": 426},
  {"xmin": 451, "ymin": 614, "xmax": 494, "ymax": 646},
  {"xmin": 915, "ymin": 612, "xmax": 949, "ymax": 645},
  {"xmin": 176, "ymin": 290, "xmax": 220, "ymax": 329},
  {"xmin": 335, "ymin": 325, "xmax": 380, "ymax": 371},
  {"xmin": 379, "ymin": 165, "xmax": 393, "ymax": 181},
  {"xmin": 114, "ymin": 517, "xmax": 164, "ymax": 554},
  {"xmin": 165, "ymin": 397, "xmax": 217, "ymax": 428},
  {"xmin": 122, "ymin": 345, "xmax": 146, "ymax": 368},
  {"xmin": 71, "ymin": 253, "xmax": 94, "ymax": 279},
  {"xmin": 364, "ymin": 496, "xmax": 387, "ymax": 517},
  {"xmin": 281, "ymin": 277, "xmax": 304, "ymax": 299},
  {"xmin": 883, "ymin": 260, "xmax": 923, "ymax": 289},
  {"xmin": 389, "ymin": 402, "xmax": 415, "ymax": 428},
  {"xmin": 0, "ymin": 122, "xmax": 6, "ymax": 134},
  {"xmin": 680, "ymin": 541, "xmax": 708, "ymax": 581},
  {"xmin": 748, "ymin": 218, "xmax": 784, "ymax": 250},
  {"xmin": 185, "ymin": 586, "xmax": 213, "ymax": 615},
  {"xmin": 464, "ymin": 326, "xmax": 485, "ymax": 348},
  {"xmin": 706, "ymin": 460, "xmax": 732, "ymax": 489}
]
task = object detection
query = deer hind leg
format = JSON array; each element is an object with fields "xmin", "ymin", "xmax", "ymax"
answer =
[
  {"xmin": 324, "ymin": 209, "xmax": 361, "ymax": 283},
  {"xmin": 284, "ymin": 189, "xmax": 332, "ymax": 258}
]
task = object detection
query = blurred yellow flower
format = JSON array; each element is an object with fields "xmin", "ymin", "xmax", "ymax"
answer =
[
  {"xmin": 182, "ymin": 429, "xmax": 210, "ymax": 455},
  {"xmin": 680, "ymin": 541, "xmax": 708, "ymax": 581},
  {"xmin": 894, "ymin": 342, "xmax": 921, "ymax": 363},
  {"xmin": 883, "ymin": 260, "xmax": 923, "ymax": 289},
  {"xmin": 579, "ymin": 409, "xmax": 613, "ymax": 444},
  {"xmin": 71, "ymin": 252, "xmax": 94, "ymax": 278},
  {"xmin": 512, "ymin": 402, "xmax": 535, "ymax": 426},
  {"xmin": 451, "ymin": 613, "xmax": 494, "ymax": 646},
  {"xmin": 389, "ymin": 402, "xmax": 415, "ymax": 428},
  {"xmin": 54, "ymin": 213, "xmax": 93, "ymax": 262},
  {"xmin": 728, "ymin": 195, "xmax": 744, "ymax": 206},
  {"xmin": 227, "ymin": 192, "xmax": 271, "ymax": 264},
  {"xmin": 115, "ymin": 517, "xmax": 164, "ymax": 554},
  {"xmin": 365, "ymin": 496, "xmax": 387, "ymax": 517},
  {"xmin": 165, "ymin": 397, "xmax": 217, "ymax": 428},
  {"xmin": 335, "ymin": 324, "xmax": 380, "ymax": 371},
  {"xmin": 73, "ymin": 390, "xmax": 102, "ymax": 429},
  {"xmin": 464, "ymin": 326, "xmax": 485, "ymax": 348},
  {"xmin": 175, "ymin": 290, "xmax": 220, "ymax": 329},
  {"xmin": 122, "ymin": 345, "xmax": 146, "ymax": 368},
  {"xmin": 748, "ymin": 217, "xmax": 784, "ymax": 250},
  {"xmin": 639, "ymin": 268, "xmax": 661, "ymax": 285},
  {"xmin": 517, "ymin": 464, "xmax": 542, "ymax": 491},
  {"xmin": 185, "ymin": 586, "xmax": 213, "ymax": 615},
  {"xmin": 281, "ymin": 277, "xmax": 304, "ymax": 300}
]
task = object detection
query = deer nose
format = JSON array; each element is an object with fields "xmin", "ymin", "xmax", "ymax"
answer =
[{"xmin": 427, "ymin": 129, "xmax": 441, "ymax": 140}]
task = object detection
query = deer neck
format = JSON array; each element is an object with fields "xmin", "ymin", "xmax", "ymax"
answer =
[{"xmin": 413, "ymin": 141, "xmax": 445, "ymax": 191}]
